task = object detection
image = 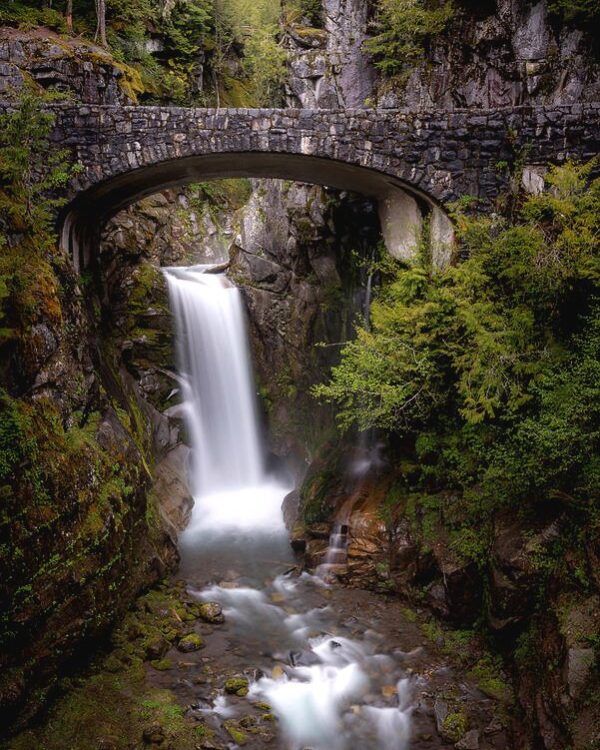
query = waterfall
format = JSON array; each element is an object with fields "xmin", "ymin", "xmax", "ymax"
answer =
[
  {"xmin": 165, "ymin": 265, "xmax": 413, "ymax": 750},
  {"xmin": 164, "ymin": 265, "xmax": 287, "ymax": 535}
]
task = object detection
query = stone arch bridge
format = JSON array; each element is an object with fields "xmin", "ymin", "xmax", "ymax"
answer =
[{"xmin": 26, "ymin": 103, "xmax": 600, "ymax": 269}]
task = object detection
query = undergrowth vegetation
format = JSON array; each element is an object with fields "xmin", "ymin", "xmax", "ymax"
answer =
[
  {"xmin": 0, "ymin": 0, "xmax": 292, "ymax": 106},
  {"xmin": 0, "ymin": 92, "xmax": 76, "ymax": 340},
  {"xmin": 364, "ymin": 0, "xmax": 454, "ymax": 80},
  {"xmin": 548, "ymin": 0, "xmax": 600, "ymax": 25},
  {"xmin": 316, "ymin": 161, "xmax": 600, "ymax": 559}
]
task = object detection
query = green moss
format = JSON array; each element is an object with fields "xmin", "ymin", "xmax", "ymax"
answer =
[
  {"xmin": 225, "ymin": 676, "xmax": 250, "ymax": 696},
  {"xmin": 223, "ymin": 720, "xmax": 249, "ymax": 745},
  {"xmin": 187, "ymin": 179, "xmax": 253, "ymax": 213},
  {"xmin": 194, "ymin": 723, "xmax": 216, "ymax": 739},
  {"xmin": 300, "ymin": 448, "xmax": 345, "ymax": 525},
  {"xmin": 467, "ymin": 656, "xmax": 513, "ymax": 703},
  {"xmin": 441, "ymin": 711, "xmax": 468, "ymax": 743},
  {"xmin": 4, "ymin": 663, "xmax": 200, "ymax": 750},
  {"xmin": 420, "ymin": 621, "xmax": 444, "ymax": 644},
  {"xmin": 151, "ymin": 658, "xmax": 173, "ymax": 672},
  {"xmin": 177, "ymin": 633, "xmax": 204, "ymax": 652},
  {"xmin": 292, "ymin": 26, "xmax": 327, "ymax": 42}
]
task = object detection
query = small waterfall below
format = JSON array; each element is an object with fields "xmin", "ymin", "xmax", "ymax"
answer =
[{"xmin": 316, "ymin": 522, "xmax": 349, "ymax": 580}]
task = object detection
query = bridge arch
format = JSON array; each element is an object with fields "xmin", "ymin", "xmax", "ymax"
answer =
[
  {"xmin": 61, "ymin": 149, "xmax": 453, "ymax": 272},
  {"xmin": 44, "ymin": 104, "xmax": 599, "ymax": 270}
]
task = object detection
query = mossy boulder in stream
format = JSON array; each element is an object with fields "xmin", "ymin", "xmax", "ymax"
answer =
[
  {"xmin": 224, "ymin": 677, "xmax": 250, "ymax": 697},
  {"xmin": 197, "ymin": 601, "xmax": 225, "ymax": 624},
  {"xmin": 176, "ymin": 633, "xmax": 204, "ymax": 653}
]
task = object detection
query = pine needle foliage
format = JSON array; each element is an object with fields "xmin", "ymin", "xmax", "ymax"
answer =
[
  {"xmin": 364, "ymin": 0, "xmax": 454, "ymax": 78},
  {"xmin": 315, "ymin": 161, "xmax": 600, "ymax": 513},
  {"xmin": 548, "ymin": 0, "xmax": 600, "ymax": 25}
]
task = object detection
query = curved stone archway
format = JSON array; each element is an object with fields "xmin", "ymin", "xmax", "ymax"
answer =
[
  {"xmin": 37, "ymin": 103, "xmax": 599, "ymax": 269},
  {"xmin": 62, "ymin": 150, "xmax": 451, "ymax": 271}
]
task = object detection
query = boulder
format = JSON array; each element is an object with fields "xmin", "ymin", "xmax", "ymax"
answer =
[
  {"xmin": 198, "ymin": 602, "xmax": 225, "ymax": 625},
  {"xmin": 143, "ymin": 722, "xmax": 166, "ymax": 744},
  {"xmin": 177, "ymin": 633, "xmax": 204, "ymax": 652},
  {"xmin": 152, "ymin": 444, "xmax": 194, "ymax": 540},
  {"xmin": 565, "ymin": 648, "xmax": 595, "ymax": 700}
]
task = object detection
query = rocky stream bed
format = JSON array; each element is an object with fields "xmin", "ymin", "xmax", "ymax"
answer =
[{"xmin": 3, "ymin": 539, "xmax": 513, "ymax": 750}]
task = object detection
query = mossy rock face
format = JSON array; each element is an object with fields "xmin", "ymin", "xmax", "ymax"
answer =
[
  {"xmin": 224, "ymin": 677, "xmax": 249, "ymax": 697},
  {"xmin": 441, "ymin": 711, "xmax": 468, "ymax": 743},
  {"xmin": 177, "ymin": 633, "xmax": 204, "ymax": 652},
  {"xmin": 198, "ymin": 601, "xmax": 225, "ymax": 624}
]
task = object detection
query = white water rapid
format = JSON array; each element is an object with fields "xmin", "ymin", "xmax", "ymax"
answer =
[{"xmin": 164, "ymin": 264, "xmax": 413, "ymax": 750}]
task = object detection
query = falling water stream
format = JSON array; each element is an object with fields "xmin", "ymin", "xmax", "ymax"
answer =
[{"xmin": 164, "ymin": 265, "xmax": 414, "ymax": 750}]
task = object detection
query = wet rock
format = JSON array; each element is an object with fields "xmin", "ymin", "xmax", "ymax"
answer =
[
  {"xmin": 198, "ymin": 602, "xmax": 225, "ymax": 624},
  {"xmin": 425, "ymin": 582, "xmax": 450, "ymax": 619},
  {"xmin": 224, "ymin": 677, "xmax": 249, "ymax": 696},
  {"xmin": 434, "ymin": 697, "xmax": 449, "ymax": 734},
  {"xmin": 307, "ymin": 523, "xmax": 332, "ymax": 540},
  {"xmin": 177, "ymin": 633, "xmax": 205, "ymax": 652},
  {"xmin": 484, "ymin": 717, "xmax": 504, "ymax": 735},
  {"xmin": 565, "ymin": 648, "xmax": 595, "ymax": 699},
  {"xmin": 144, "ymin": 635, "xmax": 171, "ymax": 660},
  {"xmin": 304, "ymin": 538, "xmax": 330, "ymax": 568},
  {"xmin": 282, "ymin": 489, "xmax": 300, "ymax": 530},
  {"xmin": 223, "ymin": 719, "xmax": 248, "ymax": 745},
  {"xmin": 196, "ymin": 738, "xmax": 224, "ymax": 750},
  {"xmin": 289, "ymin": 650, "xmax": 321, "ymax": 667},
  {"xmin": 143, "ymin": 722, "xmax": 166, "ymax": 744},
  {"xmin": 153, "ymin": 445, "xmax": 194, "ymax": 542},
  {"xmin": 455, "ymin": 729, "xmax": 480, "ymax": 749}
]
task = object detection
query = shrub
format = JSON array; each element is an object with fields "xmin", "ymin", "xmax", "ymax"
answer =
[
  {"xmin": 364, "ymin": 0, "xmax": 454, "ymax": 78},
  {"xmin": 315, "ymin": 161, "xmax": 600, "ymax": 518}
]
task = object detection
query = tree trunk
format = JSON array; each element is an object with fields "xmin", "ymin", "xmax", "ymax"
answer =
[
  {"xmin": 94, "ymin": 0, "xmax": 107, "ymax": 46},
  {"xmin": 66, "ymin": 0, "xmax": 73, "ymax": 33}
]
